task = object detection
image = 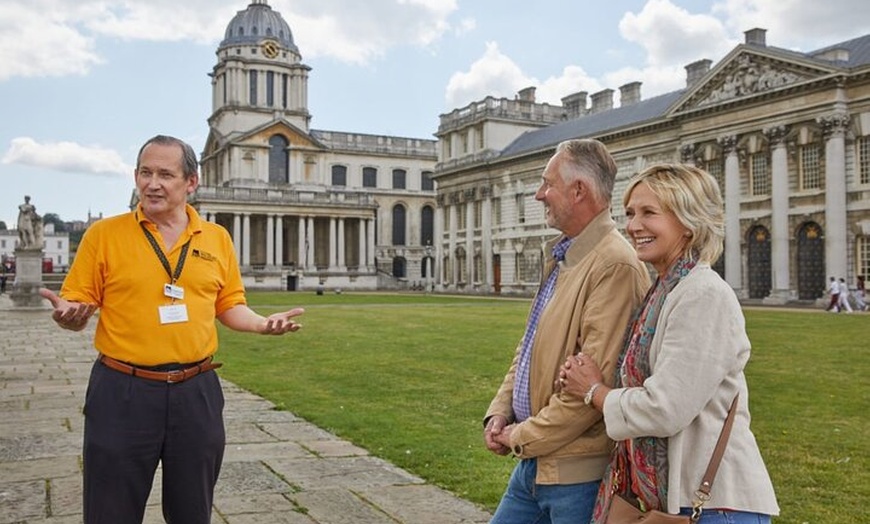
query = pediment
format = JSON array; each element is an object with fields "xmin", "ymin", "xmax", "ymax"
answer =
[
  {"xmin": 237, "ymin": 120, "xmax": 325, "ymax": 150},
  {"xmin": 671, "ymin": 49, "xmax": 839, "ymax": 115}
]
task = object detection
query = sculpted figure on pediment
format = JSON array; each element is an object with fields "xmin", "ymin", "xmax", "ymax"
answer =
[{"xmin": 701, "ymin": 55, "xmax": 806, "ymax": 106}]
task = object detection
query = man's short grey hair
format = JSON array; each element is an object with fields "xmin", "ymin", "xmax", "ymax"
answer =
[
  {"xmin": 136, "ymin": 135, "xmax": 199, "ymax": 179},
  {"xmin": 555, "ymin": 139, "xmax": 617, "ymax": 205}
]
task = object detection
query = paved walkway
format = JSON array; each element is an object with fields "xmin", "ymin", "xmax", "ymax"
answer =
[{"xmin": 0, "ymin": 303, "xmax": 492, "ymax": 524}]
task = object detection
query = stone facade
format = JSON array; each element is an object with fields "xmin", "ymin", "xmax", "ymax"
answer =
[
  {"xmin": 192, "ymin": 0, "xmax": 437, "ymax": 291},
  {"xmin": 432, "ymin": 29, "xmax": 870, "ymax": 302}
]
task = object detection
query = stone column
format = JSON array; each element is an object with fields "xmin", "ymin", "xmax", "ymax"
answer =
[
  {"xmin": 297, "ymin": 218, "xmax": 306, "ymax": 269},
  {"xmin": 367, "ymin": 218, "xmax": 375, "ymax": 269},
  {"xmin": 764, "ymin": 125, "xmax": 792, "ymax": 303},
  {"xmin": 719, "ymin": 135, "xmax": 742, "ymax": 294},
  {"xmin": 232, "ymin": 213, "xmax": 242, "ymax": 263},
  {"xmin": 242, "ymin": 213, "xmax": 251, "ymax": 266},
  {"xmin": 328, "ymin": 217, "xmax": 337, "ymax": 270},
  {"xmin": 358, "ymin": 218, "xmax": 366, "ymax": 271},
  {"xmin": 266, "ymin": 214, "xmax": 275, "ymax": 268},
  {"xmin": 448, "ymin": 204, "xmax": 458, "ymax": 287},
  {"xmin": 275, "ymin": 215, "xmax": 284, "ymax": 268},
  {"xmin": 306, "ymin": 217, "xmax": 315, "ymax": 268},
  {"xmin": 819, "ymin": 112, "xmax": 850, "ymax": 280},
  {"xmin": 434, "ymin": 205, "xmax": 443, "ymax": 289},
  {"xmin": 482, "ymin": 191, "xmax": 493, "ymax": 292},
  {"xmin": 337, "ymin": 218, "xmax": 346, "ymax": 270},
  {"xmin": 465, "ymin": 200, "xmax": 473, "ymax": 284}
]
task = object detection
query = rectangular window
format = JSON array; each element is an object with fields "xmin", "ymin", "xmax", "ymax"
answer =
[
  {"xmin": 476, "ymin": 125, "xmax": 484, "ymax": 150},
  {"xmin": 516, "ymin": 193, "xmax": 526, "ymax": 224},
  {"xmin": 392, "ymin": 169, "xmax": 406, "ymax": 189},
  {"xmin": 457, "ymin": 206, "xmax": 466, "ymax": 230},
  {"xmin": 474, "ymin": 201, "xmax": 482, "ymax": 228},
  {"xmin": 493, "ymin": 197, "xmax": 501, "ymax": 226},
  {"xmin": 858, "ymin": 236, "xmax": 870, "ymax": 282},
  {"xmin": 799, "ymin": 143, "xmax": 822, "ymax": 190},
  {"xmin": 421, "ymin": 171, "xmax": 434, "ymax": 191},
  {"xmin": 331, "ymin": 165, "xmax": 347, "ymax": 186},
  {"xmin": 249, "ymin": 70, "xmax": 258, "ymax": 105},
  {"xmin": 282, "ymin": 73, "xmax": 288, "ymax": 108},
  {"xmin": 750, "ymin": 153, "xmax": 770, "ymax": 196},
  {"xmin": 57, "ymin": 240, "xmax": 62, "ymax": 249},
  {"xmin": 266, "ymin": 71, "xmax": 275, "ymax": 107},
  {"xmin": 858, "ymin": 136, "xmax": 870, "ymax": 185},
  {"xmin": 705, "ymin": 159, "xmax": 724, "ymax": 196},
  {"xmin": 444, "ymin": 138, "xmax": 452, "ymax": 159},
  {"xmin": 444, "ymin": 206, "xmax": 450, "ymax": 229},
  {"xmin": 461, "ymin": 131, "xmax": 469, "ymax": 154}
]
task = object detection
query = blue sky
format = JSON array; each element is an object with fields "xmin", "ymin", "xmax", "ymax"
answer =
[{"xmin": 1, "ymin": 0, "xmax": 868, "ymax": 226}]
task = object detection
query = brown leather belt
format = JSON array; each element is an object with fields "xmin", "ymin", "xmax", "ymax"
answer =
[{"xmin": 99, "ymin": 354, "xmax": 222, "ymax": 384}]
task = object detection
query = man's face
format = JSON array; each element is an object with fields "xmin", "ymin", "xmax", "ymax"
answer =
[
  {"xmin": 135, "ymin": 143, "xmax": 198, "ymax": 220},
  {"xmin": 534, "ymin": 152, "xmax": 576, "ymax": 233}
]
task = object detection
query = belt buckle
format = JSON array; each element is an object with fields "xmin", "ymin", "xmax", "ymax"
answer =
[{"xmin": 166, "ymin": 370, "xmax": 185, "ymax": 384}]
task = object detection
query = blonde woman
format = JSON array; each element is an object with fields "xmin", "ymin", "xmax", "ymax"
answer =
[{"xmin": 559, "ymin": 164, "xmax": 779, "ymax": 523}]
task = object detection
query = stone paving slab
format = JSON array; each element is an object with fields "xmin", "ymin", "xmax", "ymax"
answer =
[{"xmin": 0, "ymin": 308, "xmax": 493, "ymax": 523}]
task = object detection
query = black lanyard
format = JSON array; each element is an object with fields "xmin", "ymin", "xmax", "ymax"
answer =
[{"xmin": 140, "ymin": 224, "xmax": 192, "ymax": 284}]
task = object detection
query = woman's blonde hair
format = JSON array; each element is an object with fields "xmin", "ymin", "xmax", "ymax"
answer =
[{"xmin": 623, "ymin": 163, "xmax": 725, "ymax": 265}]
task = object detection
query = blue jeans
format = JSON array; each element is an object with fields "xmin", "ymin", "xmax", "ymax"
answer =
[
  {"xmin": 679, "ymin": 508, "xmax": 772, "ymax": 524},
  {"xmin": 491, "ymin": 458, "xmax": 599, "ymax": 524}
]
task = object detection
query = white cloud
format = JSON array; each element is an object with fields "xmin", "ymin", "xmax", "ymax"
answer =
[
  {"xmin": 2, "ymin": 137, "xmax": 133, "ymax": 178},
  {"xmin": 275, "ymin": 0, "xmax": 458, "ymax": 64},
  {"xmin": 714, "ymin": 0, "xmax": 870, "ymax": 49},
  {"xmin": 0, "ymin": 3, "xmax": 102, "ymax": 80},
  {"xmin": 0, "ymin": 0, "xmax": 459, "ymax": 81},
  {"xmin": 444, "ymin": 42, "xmax": 534, "ymax": 109}
]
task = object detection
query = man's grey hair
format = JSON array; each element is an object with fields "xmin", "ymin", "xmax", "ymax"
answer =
[
  {"xmin": 555, "ymin": 139, "xmax": 617, "ymax": 205},
  {"xmin": 136, "ymin": 135, "xmax": 199, "ymax": 179}
]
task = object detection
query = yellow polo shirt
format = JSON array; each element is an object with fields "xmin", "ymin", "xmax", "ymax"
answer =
[{"xmin": 61, "ymin": 204, "xmax": 246, "ymax": 366}]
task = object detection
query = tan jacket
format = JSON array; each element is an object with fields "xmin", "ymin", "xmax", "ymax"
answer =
[{"xmin": 486, "ymin": 211, "xmax": 650, "ymax": 484}]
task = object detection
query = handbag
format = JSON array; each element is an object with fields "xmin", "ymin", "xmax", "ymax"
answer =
[{"xmin": 605, "ymin": 395, "xmax": 739, "ymax": 524}]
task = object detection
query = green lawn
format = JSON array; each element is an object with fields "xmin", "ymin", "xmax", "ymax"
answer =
[{"xmin": 216, "ymin": 293, "xmax": 868, "ymax": 523}]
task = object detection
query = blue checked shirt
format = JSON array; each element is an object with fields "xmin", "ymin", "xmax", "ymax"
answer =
[{"xmin": 511, "ymin": 236, "xmax": 573, "ymax": 422}]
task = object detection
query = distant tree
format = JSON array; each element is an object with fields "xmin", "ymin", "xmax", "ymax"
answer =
[
  {"xmin": 42, "ymin": 213, "xmax": 68, "ymax": 232},
  {"xmin": 0, "ymin": 220, "xmax": 6, "ymax": 230}
]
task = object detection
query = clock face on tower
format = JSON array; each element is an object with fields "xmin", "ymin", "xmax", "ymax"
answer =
[{"xmin": 262, "ymin": 40, "xmax": 279, "ymax": 59}]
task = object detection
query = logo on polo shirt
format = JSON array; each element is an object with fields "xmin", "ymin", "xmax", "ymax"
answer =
[{"xmin": 192, "ymin": 249, "xmax": 217, "ymax": 262}]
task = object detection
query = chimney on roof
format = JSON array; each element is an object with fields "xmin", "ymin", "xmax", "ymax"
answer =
[
  {"xmin": 685, "ymin": 59, "xmax": 712, "ymax": 88},
  {"xmin": 619, "ymin": 82, "xmax": 642, "ymax": 106},
  {"xmin": 590, "ymin": 89, "xmax": 614, "ymax": 114},
  {"xmin": 517, "ymin": 86, "xmax": 536, "ymax": 102},
  {"xmin": 744, "ymin": 28, "xmax": 767, "ymax": 46},
  {"xmin": 561, "ymin": 91, "xmax": 588, "ymax": 119}
]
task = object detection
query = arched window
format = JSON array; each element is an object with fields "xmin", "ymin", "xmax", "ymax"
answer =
[
  {"xmin": 268, "ymin": 135, "xmax": 289, "ymax": 184},
  {"xmin": 331, "ymin": 165, "xmax": 347, "ymax": 186},
  {"xmin": 392, "ymin": 205, "xmax": 406, "ymax": 245},
  {"xmin": 421, "ymin": 205, "xmax": 434, "ymax": 246}
]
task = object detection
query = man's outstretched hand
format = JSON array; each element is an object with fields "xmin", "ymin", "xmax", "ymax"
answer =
[{"xmin": 39, "ymin": 288, "xmax": 97, "ymax": 331}]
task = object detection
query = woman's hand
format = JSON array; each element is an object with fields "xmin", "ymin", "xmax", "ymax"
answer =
[{"xmin": 559, "ymin": 352, "xmax": 606, "ymax": 399}]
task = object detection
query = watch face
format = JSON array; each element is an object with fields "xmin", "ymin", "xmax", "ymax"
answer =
[{"xmin": 262, "ymin": 40, "xmax": 279, "ymax": 58}]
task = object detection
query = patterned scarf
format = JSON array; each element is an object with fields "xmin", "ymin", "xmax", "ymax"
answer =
[{"xmin": 591, "ymin": 254, "xmax": 697, "ymax": 523}]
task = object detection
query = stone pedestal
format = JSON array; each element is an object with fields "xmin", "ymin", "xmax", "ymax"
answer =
[{"xmin": 11, "ymin": 249, "xmax": 47, "ymax": 308}]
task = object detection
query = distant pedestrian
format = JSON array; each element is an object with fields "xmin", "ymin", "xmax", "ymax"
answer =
[
  {"xmin": 0, "ymin": 261, "xmax": 7, "ymax": 294},
  {"xmin": 838, "ymin": 278, "xmax": 853, "ymax": 313},
  {"xmin": 854, "ymin": 276, "xmax": 867, "ymax": 311},
  {"xmin": 827, "ymin": 276, "xmax": 840, "ymax": 312}
]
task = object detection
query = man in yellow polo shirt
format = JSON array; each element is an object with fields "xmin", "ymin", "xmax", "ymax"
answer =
[{"xmin": 39, "ymin": 134, "xmax": 305, "ymax": 524}]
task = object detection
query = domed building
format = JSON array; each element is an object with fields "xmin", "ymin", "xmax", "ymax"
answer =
[{"xmin": 191, "ymin": 0, "xmax": 438, "ymax": 291}]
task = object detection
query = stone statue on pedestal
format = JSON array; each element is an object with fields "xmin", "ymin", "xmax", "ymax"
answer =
[{"xmin": 17, "ymin": 195, "xmax": 44, "ymax": 250}]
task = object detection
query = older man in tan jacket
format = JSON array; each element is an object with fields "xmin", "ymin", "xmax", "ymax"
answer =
[{"xmin": 484, "ymin": 139, "xmax": 649, "ymax": 524}]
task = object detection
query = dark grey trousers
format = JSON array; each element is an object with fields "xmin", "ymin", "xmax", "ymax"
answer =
[{"xmin": 82, "ymin": 359, "xmax": 225, "ymax": 523}]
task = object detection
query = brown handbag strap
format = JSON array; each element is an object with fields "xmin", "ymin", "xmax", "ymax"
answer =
[{"xmin": 696, "ymin": 394, "xmax": 739, "ymax": 498}]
